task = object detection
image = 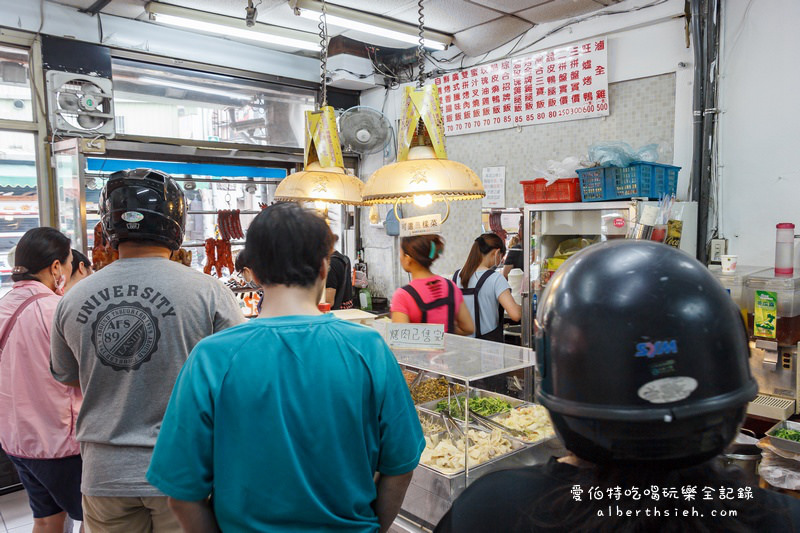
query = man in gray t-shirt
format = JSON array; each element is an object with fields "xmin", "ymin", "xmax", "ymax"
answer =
[{"xmin": 50, "ymin": 169, "xmax": 244, "ymax": 532}]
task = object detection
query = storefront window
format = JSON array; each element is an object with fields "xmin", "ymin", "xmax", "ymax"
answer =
[
  {"xmin": 111, "ymin": 58, "xmax": 315, "ymax": 147},
  {"xmin": 0, "ymin": 131, "xmax": 39, "ymax": 295},
  {"xmin": 0, "ymin": 44, "xmax": 33, "ymax": 122}
]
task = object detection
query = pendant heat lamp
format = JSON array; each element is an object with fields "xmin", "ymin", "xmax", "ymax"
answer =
[
  {"xmin": 361, "ymin": 1, "xmax": 483, "ymax": 223},
  {"xmin": 274, "ymin": 1, "xmax": 364, "ymax": 209}
]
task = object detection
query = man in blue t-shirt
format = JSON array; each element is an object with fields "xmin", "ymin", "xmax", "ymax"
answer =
[{"xmin": 146, "ymin": 202, "xmax": 425, "ymax": 532}]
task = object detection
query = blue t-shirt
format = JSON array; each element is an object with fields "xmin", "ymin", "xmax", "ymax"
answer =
[{"xmin": 146, "ymin": 314, "xmax": 425, "ymax": 532}]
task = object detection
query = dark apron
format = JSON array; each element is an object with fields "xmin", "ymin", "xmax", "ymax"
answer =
[
  {"xmin": 400, "ymin": 279, "xmax": 456, "ymax": 333},
  {"xmin": 453, "ymin": 268, "xmax": 505, "ymax": 343}
]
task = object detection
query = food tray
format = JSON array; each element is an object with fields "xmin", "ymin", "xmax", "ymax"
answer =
[
  {"xmin": 408, "ymin": 373, "xmax": 466, "ymax": 405},
  {"xmin": 420, "ymin": 389, "xmax": 525, "ymax": 418},
  {"xmin": 766, "ymin": 419, "xmax": 800, "ymax": 454},
  {"xmin": 419, "ymin": 427, "xmax": 525, "ymax": 478},
  {"xmin": 491, "ymin": 404, "xmax": 557, "ymax": 446},
  {"xmin": 402, "ymin": 435, "xmax": 567, "ymax": 528},
  {"xmin": 417, "ymin": 408, "xmax": 446, "ymax": 436}
]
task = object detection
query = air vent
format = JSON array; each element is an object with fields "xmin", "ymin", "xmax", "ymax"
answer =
[{"xmin": 748, "ymin": 394, "xmax": 795, "ymax": 420}]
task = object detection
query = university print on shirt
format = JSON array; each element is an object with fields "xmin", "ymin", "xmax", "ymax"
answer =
[{"xmin": 75, "ymin": 284, "xmax": 176, "ymax": 371}]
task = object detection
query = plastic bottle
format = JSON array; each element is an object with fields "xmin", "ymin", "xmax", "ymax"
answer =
[{"xmin": 775, "ymin": 223, "xmax": 795, "ymax": 276}]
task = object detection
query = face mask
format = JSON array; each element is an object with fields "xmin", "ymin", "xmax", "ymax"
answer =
[{"xmin": 54, "ymin": 271, "xmax": 66, "ymax": 295}]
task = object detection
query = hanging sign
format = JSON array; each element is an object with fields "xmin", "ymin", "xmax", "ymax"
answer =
[
  {"xmin": 434, "ymin": 37, "xmax": 609, "ymax": 136},
  {"xmin": 398, "ymin": 85, "xmax": 448, "ymax": 161},
  {"xmin": 305, "ymin": 106, "xmax": 344, "ymax": 168},
  {"xmin": 386, "ymin": 323, "xmax": 445, "ymax": 349},
  {"xmin": 481, "ymin": 166, "xmax": 505, "ymax": 208},
  {"xmin": 399, "ymin": 214, "xmax": 443, "ymax": 237}
]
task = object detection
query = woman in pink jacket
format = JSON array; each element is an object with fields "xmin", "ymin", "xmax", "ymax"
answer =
[{"xmin": 0, "ymin": 227, "xmax": 82, "ymax": 533}]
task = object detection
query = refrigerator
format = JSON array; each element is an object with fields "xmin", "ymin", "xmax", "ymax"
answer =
[{"xmin": 520, "ymin": 200, "xmax": 698, "ymax": 348}]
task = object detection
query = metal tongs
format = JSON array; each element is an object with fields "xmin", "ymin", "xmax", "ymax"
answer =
[
  {"xmin": 440, "ymin": 410, "xmax": 476, "ymax": 447},
  {"xmin": 468, "ymin": 408, "xmax": 529, "ymax": 441}
]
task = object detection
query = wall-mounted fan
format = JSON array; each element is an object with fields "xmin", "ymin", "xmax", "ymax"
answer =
[
  {"xmin": 46, "ymin": 71, "xmax": 115, "ymax": 138},
  {"xmin": 338, "ymin": 106, "xmax": 393, "ymax": 156}
]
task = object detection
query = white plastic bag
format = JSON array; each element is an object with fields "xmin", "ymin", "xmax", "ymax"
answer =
[{"xmin": 757, "ymin": 438, "xmax": 800, "ymax": 490}]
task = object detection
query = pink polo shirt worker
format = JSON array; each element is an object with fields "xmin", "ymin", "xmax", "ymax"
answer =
[
  {"xmin": 0, "ymin": 279, "xmax": 83, "ymax": 522},
  {"xmin": 0, "ymin": 280, "xmax": 81, "ymax": 459}
]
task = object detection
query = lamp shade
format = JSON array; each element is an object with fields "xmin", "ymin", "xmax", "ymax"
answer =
[
  {"xmin": 275, "ymin": 163, "xmax": 364, "ymax": 205},
  {"xmin": 362, "ymin": 145, "xmax": 483, "ymax": 204},
  {"xmin": 362, "ymin": 85, "xmax": 484, "ymax": 205}
]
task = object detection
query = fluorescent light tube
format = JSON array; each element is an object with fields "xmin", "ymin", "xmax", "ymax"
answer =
[
  {"xmin": 152, "ymin": 12, "xmax": 321, "ymax": 52},
  {"xmin": 298, "ymin": 9, "xmax": 446, "ymax": 50},
  {"xmin": 138, "ymin": 76, "xmax": 253, "ymax": 101}
]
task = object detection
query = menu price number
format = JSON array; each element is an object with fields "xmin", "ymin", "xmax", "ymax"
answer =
[{"xmin": 386, "ymin": 324, "xmax": 445, "ymax": 350}]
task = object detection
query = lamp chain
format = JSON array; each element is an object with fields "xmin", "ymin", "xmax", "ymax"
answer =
[
  {"xmin": 319, "ymin": 0, "xmax": 328, "ymax": 108},
  {"xmin": 416, "ymin": 0, "xmax": 424, "ymax": 89}
]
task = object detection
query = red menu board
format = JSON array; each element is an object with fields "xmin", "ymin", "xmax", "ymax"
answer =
[{"xmin": 434, "ymin": 38, "xmax": 609, "ymax": 136}]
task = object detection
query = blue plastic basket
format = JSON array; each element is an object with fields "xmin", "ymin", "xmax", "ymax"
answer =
[{"xmin": 577, "ymin": 163, "xmax": 680, "ymax": 202}]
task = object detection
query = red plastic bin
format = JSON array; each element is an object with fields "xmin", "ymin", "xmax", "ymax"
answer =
[{"xmin": 521, "ymin": 178, "xmax": 581, "ymax": 204}]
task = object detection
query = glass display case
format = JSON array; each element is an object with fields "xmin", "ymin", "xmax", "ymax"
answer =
[{"xmin": 371, "ymin": 323, "xmax": 565, "ymax": 529}]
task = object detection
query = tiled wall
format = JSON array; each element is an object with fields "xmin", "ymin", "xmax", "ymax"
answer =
[{"xmin": 362, "ymin": 73, "xmax": 677, "ymax": 299}]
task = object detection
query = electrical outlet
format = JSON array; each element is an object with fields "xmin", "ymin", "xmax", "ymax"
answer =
[{"xmin": 710, "ymin": 238, "xmax": 727, "ymax": 263}]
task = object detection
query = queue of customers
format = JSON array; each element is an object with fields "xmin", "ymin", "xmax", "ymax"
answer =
[{"xmin": 0, "ymin": 169, "xmax": 423, "ymax": 532}]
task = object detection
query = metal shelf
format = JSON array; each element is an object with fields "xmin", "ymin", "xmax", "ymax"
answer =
[
  {"xmin": 182, "ymin": 240, "xmax": 245, "ymax": 248},
  {"xmin": 85, "ymin": 210, "xmax": 260, "ymax": 216},
  {"xmin": 187, "ymin": 210, "xmax": 261, "ymax": 215}
]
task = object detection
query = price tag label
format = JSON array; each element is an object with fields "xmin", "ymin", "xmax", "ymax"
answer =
[{"xmin": 386, "ymin": 324, "xmax": 445, "ymax": 349}]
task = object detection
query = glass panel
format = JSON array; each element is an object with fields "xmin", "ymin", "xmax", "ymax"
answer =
[
  {"xmin": 0, "ymin": 44, "xmax": 33, "ymax": 122},
  {"xmin": 85, "ymin": 166, "xmax": 281, "ymax": 275},
  {"xmin": 111, "ymin": 58, "xmax": 315, "ymax": 147},
  {"xmin": 0, "ymin": 131, "xmax": 39, "ymax": 296},
  {"xmin": 55, "ymin": 145, "xmax": 83, "ymax": 252},
  {"xmin": 372, "ymin": 322, "xmax": 533, "ymax": 381}
]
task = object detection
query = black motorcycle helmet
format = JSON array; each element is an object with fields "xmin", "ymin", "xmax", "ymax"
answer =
[
  {"xmin": 536, "ymin": 240, "xmax": 757, "ymax": 467},
  {"xmin": 99, "ymin": 168, "xmax": 186, "ymax": 251}
]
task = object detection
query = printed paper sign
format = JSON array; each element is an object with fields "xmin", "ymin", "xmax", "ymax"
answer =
[
  {"xmin": 386, "ymin": 323, "xmax": 445, "ymax": 349},
  {"xmin": 433, "ymin": 37, "xmax": 609, "ymax": 136},
  {"xmin": 399, "ymin": 214, "xmax": 443, "ymax": 237},
  {"xmin": 481, "ymin": 166, "xmax": 505, "ymax": 209}
]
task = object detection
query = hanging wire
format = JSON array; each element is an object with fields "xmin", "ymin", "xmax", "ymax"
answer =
[
  {"xmin": 318, "ymin": 0, "xmax": 329, "ymax": 107},
  {"xmin": 416, "ymin": 0, "xmax": 425, "ymax": 88}
]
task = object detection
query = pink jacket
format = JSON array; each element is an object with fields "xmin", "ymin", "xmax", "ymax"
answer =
[{"xmin": 0, "ymin": 281, "xmax": 82, "ymax": 459}]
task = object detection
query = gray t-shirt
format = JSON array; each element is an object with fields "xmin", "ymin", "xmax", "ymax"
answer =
[
  {"xmin": 455, "ymin": 269, "xmax": 511, "ymax": 338},
  {"xmin": 51, "ymin": 257, "xmax": 245, "ymax": 496}
]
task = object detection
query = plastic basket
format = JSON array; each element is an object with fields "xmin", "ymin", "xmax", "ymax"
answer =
[
  {"xmin": 521, "ymin": 178, "xmax": 581, "ymax": 204},
  {"xmin": 577, "ymin": 163, "xmax": 680, "ymax": 202}
]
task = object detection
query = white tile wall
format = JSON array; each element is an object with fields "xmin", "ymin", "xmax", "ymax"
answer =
[{"xmin": 362, "ymin": 73, "xmax": 677, "ymax": 299}]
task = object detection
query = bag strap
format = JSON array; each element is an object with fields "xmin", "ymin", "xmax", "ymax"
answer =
[
  {"xmin": 402, "ymin": 281, "xmax": 457, "ymax": 332},
  {"xmin": 469, "ymin": 269, "xmax": 497, "ymax": 337},
  {"xmin": 0, "ymin": 292, "xmax": 51, "ymax": 357},
  {"xmin": 401, "ymin": 285, "xmax": 428, "ymax": 324},
  {"xmin": 445, "ymin": 279, "xmax": 455, "ymax": 334}
]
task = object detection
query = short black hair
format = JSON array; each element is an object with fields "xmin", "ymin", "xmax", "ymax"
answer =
[
  {"xmin": 244, "ymin": 202, "xmax": 333, "ymax": 288},
  {"xmin": 234, "ymin": 248, "xmax": 249, "ymax": 273},
  {"xmin": 71, "ymin": 249, "xmax": 91, "ymax": 275},
  {"xmin": 12, "ymin": 227, "xmax": 71, "ymax": 282}
]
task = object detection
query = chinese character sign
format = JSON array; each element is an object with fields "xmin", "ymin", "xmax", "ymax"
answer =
[
  {"xmin": 481, "ymin": 166, "xmax": 505, "ymax": 208},
  {"xmin": 386, "ymin": 324, "xmax": 446, "ymax": 349},
  {"xmin": 399, "ymin": 214, "xmax": 443, "ymax": 237},
  {"xmin": 433, "ymin": 38, "xmax": 609, "ymax": 136}
]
